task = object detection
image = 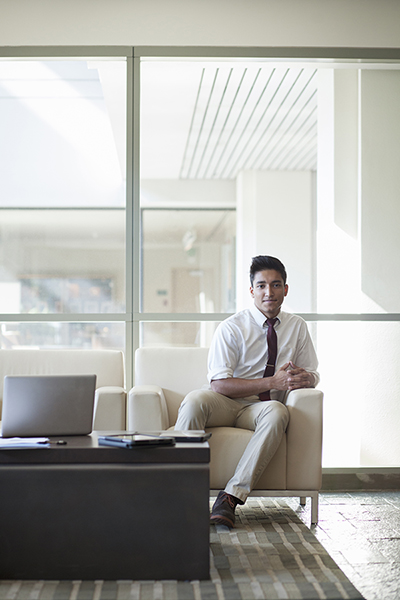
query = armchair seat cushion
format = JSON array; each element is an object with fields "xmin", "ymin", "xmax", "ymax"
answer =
[{"xmin": 205, "ymin": 426, "xmax": 287, "ymax": 490}]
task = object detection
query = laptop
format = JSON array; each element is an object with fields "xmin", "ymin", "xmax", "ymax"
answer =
[{"xmin": 1, "ymin": 374, "xmax": 97, "ymax": 438}]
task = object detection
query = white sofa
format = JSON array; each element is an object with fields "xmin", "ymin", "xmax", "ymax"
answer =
[
  {"xmin": 0, "ymin": 349, "xmax": 126, "ymax": 430},
  {"xmin": 129, "ymin": 347, "xmax": 323, "ymax": 524}
]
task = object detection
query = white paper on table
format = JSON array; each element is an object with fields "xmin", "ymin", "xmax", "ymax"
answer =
[{"xmin": 0, "ymin": 437, "xmax": 50, "ymax": 449}]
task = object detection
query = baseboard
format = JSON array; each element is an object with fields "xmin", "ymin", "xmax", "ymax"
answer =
[{"xmin": 322, "ymin": 468, "xmax": 400, "ymax": 491}]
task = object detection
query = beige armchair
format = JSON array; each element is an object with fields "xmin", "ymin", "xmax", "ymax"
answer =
[{"xmin": 129, "ymin": 347, "xmax": 323, "ymax": 524}]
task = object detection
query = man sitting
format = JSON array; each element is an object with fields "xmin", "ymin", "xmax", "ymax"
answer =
[{"xmin": 175, "ymin": 255, "xmax": 319, "ymax": 527}]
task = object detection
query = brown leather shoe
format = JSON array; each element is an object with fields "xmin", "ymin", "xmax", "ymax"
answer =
[{"xmin": 210, "ymin": 491, "xmax": 238, "ymax": 527}]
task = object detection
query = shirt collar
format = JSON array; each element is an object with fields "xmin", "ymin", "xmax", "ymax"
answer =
[{"xmin": 250, "ymin": 304, "xmax": 282, "ymax": 328}]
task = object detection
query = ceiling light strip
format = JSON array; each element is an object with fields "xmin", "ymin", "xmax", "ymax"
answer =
[
  {"xmin": 211, "ymin": 67, "xmax": 277, "ymax": 179},
  {"xmin": 279, "ymin": 122, "xmax": 317, "ymax": 170},
  {"xmin": 194, "ymin": 68, "xmax": 233, "ymax": 179},
  {"xmin": 221, "ymin": 68, "xmax": 290, "ymax": 179},
  {"xmin": 253, "ymin": 70, "xmax": 317, "ymax": 171},
  {"xmin": 211, "ymin": 68, "xmax": 264, "ymax": 179},
  {"xmin": 202, "ymin": 68, "xmax": 248, "ymax": 179},
  {"xmin": 268, "ymin": 97, "xmax": 317, "ymax": 170},
  {"xmin": 258, "ymin": 81, "xmax": 317, "ymax": 170},
  {"xmin": 186, "ymin": 68, "xmax": 219, "ymax": 179},
  {"xmin": 290, "ymin": 137, "xmax": 318, "ymax": 171},
  {"xmin": 179, "ymin": 68, "xmax": 205, "ymax": 179},
  {"xmin": 232, "ymin": 69, "xmax": 304, "ymax": 177},
  {"xmin": 273, "ymin": 105, "xmax": 317, "ymax": 170},
  {"xmin": 200, "ymin": 68, "xmax": 255, "ymax": 179}
]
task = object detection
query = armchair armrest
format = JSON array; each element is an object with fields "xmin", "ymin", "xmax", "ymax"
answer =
[
  {"xmin": 128, "ymin": 385, "xmax": 169, "ymax": 431},
  {"xmin": 94, "ymin": 386, "xmax": 126, "ymax": 430},
  {"xmin": 285, "ymin": 388, "xmax": 323, "ymax": 490}
]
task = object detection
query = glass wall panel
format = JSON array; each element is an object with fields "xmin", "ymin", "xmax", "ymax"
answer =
[
  {"xmin": 316, "ymin": 320, "xmax": 400, "ymax": 468},
  {"xmin": 3, "ymin": 52, "xmax": 398, "ymax": 469},
  {"xmin": 0, "ymin": 321, "xmax": 125, "ymax": 352},
  {"xmin": 0, "ymin": 209, "xmax": 125, "ymax": 314},
  {"xmin": 0, "ymin": 59, "xmax": 126, "ymax": 314},
  {"xmin": 141, "ymin": 209, "xmax": 235, "ymax": 313},
  {"xmin": 141, "ymin": 59, "xmax": 400, "ymax": 317},
  {"xmin": 140, "ymin": 60, "xmax": 238, "ymax": 315},
  {"xmin": 139, "ymin": 56, "xmax": 400, "ymax": 470}
]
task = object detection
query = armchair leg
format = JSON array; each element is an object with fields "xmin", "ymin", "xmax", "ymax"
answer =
[
  {"xmin": 245, "ymin": 490, "xmax": 319, "ymax": 526},
  {"xmin": 310, "ymin": 492, "xmax": 319, "ymax": 525},
  {"xmin": 299, "ymin": 494, "xmax": 319, "ymax": 524}
]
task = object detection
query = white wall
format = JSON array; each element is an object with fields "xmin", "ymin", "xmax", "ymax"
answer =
[
  {"xmin": 236, "ymin": 170, "xmax": 315, "ymax": 313},
  {"xmin": 317, "ymin": 68, "xmax": 400, "ymax": 467},
  {"xmin": 334, "ymin": 70, "xmax": 359, "ymax": 239},
  {"xmin": 361, "ymin": 70, "xmax": 400, "ymax": 312},
  {"xmin": 0, "ymin": 1, "xmax": 400, "ymax": 48},
  {"xmin": 359, "ymin": 70, "xmax": 400, "ymax": 466}
]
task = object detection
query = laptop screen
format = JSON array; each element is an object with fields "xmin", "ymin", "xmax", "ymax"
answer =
[{"xmin": 1, "ymin": 374, "xmax": 96, "ymax": 437}]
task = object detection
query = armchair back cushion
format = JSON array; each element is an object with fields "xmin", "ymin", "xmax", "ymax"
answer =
[
  {"xmin": 135, "ymin": 347, "xmax": 209, "ymax": 427},
  {"xmin": 0, "ymin": 349, "xmax": 124, "ymax": 390},
  {"xmin": 0, "ymin": 349, "xmax": 126, "ymax": 430}
]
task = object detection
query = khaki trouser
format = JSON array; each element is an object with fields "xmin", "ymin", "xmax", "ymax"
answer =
[{"xmin": 175, "ymin": 389, "xmax": 289, "ymax": 504}]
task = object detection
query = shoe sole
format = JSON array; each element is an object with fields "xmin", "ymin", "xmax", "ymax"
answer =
[{"xmin": 210, "ymin": 514, "xmax": 234, "ymax": 528}]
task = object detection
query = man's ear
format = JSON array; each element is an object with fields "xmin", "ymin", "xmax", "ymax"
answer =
[
  {"xmin": 250, "ymin": 286, "xmax": 255, "ymax": 298},
  {"xmin": 284, "ymin": 284, "xmax": 289, "ymax": 297}
]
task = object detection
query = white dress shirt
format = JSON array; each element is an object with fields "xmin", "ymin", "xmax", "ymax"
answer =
[{"xmin": 207, "ymin": 305, "xmax": 320, "ymax": 401}]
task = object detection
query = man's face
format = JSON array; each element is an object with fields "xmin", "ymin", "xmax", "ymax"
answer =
[{"xmin": 250, "ymin": 269, "xmax": 288, "ymax": 319}]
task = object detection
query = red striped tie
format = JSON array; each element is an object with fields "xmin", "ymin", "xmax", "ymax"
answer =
[{"xmin": 259, "ymin": 317, "xmax": 278, "ymax": 401}]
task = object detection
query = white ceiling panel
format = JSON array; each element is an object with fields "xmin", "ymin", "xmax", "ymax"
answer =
[
  {"xmin": 179, "ymin": 65, "xmax": 318, "ymax": 179},
  {"xmin": 141, "ymin": 61, "xmax": 318, "ymax": 180}
]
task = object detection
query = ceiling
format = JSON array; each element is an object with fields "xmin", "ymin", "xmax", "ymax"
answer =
[
  {"xmin": 2, "ymin": 59, "xmax": 399, "ymax": 186},
  {"xmin": 140, "ymin": 59, "xmax": 400, "ymax": 181},
  {"xmin": 141, "ymin": 62, "xmax": 318, "ymax": 180},
  {"xmin": 180, "ymin": 66, "xmax": 317, "ymax": 178}
]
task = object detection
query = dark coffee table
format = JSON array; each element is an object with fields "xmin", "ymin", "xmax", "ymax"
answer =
[{"xmin": 0, "ymin": 432, "xmax": 210, "ymax": 580}]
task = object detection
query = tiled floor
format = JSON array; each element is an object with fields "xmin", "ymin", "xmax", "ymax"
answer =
[{"xmin": 286, "ymin": 491, "xmax": 400, "ymax": 600}]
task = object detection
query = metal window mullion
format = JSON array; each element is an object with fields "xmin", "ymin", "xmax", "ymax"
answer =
[
  {"xmin": 127, "ymin": 54, "xmax": 142, "ymax": 388},
  {"xmin": 124, "ymin": 54, "xmax": 141, "ymax": 390},
  {"xmin": 2, "ymin": 313, "xmax": 400, "ymax": 324},
  {"xmin": 0, "ymin": 313, "xmax": 130, "ymax": 322},
  {"xmin": 124, "ymin": 55, "xmax": 134, "ymax": 390},
  {"xmin": 131, "ymin": 312, "xmax": 400, "ymax": 323}
]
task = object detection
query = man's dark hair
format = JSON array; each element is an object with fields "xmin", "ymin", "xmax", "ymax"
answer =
[{"xmin": 249, "ymin": 255, "xmax": 287, "ymax": 286}]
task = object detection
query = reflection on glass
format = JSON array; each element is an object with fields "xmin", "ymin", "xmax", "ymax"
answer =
[
  {"xmin": 0, "ymin": 209, "xmax": 125, "ymax": 314},
  {"xmin": 141, "ymin": 209, "xmax": 236, "ymax": 313},
  {"xmin": 141, "ymin": 321, "xmax": 220, "ymax": 348},
  {"xmin": 0, "ymin": 322, "xmax": 125, "ymax": 352}
]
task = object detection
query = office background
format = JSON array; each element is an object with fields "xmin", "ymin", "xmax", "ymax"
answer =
[{"xmin": 1, "ymin": 0, "xmax": 400, "ymax": 473}]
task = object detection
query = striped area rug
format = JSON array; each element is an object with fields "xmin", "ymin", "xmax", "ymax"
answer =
[{"xmin": 0, "ymin": 499, "xmax": 364, "ymax": 600}]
